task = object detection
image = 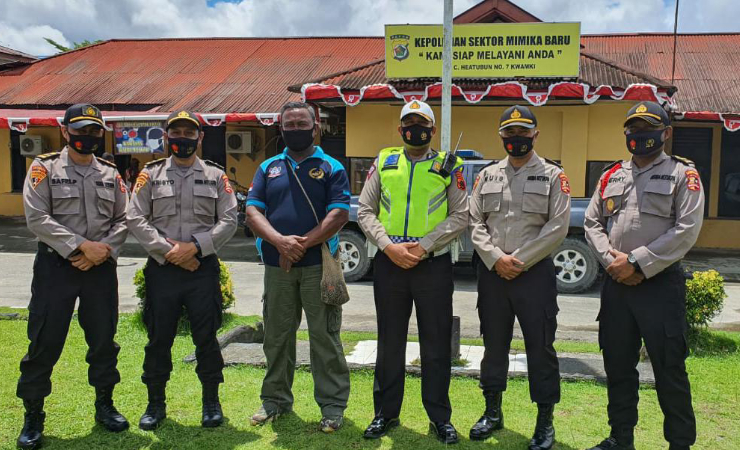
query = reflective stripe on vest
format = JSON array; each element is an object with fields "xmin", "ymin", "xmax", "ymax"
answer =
[{"xmin": 377, "ymin": 147, "xmax": 463, "ymax": 238}]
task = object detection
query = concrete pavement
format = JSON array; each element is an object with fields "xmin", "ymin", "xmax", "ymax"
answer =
[{"xmin": 1, "ymin": 252, "xmax": 739, "ymax": 342}]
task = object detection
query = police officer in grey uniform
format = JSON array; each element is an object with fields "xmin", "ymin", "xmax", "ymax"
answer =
[
  {"xmin": 17, "ymin": 104, "xmax": 130, "ymax": 449},
  {"xmin": 127, "ymin": 110, "xmax": 237, "ymax": 430},
  {"xmin": 584, "ymin": 102, "xmax": 704, "ymax": 450},
  {"xmin": 469, "ymin": 105, "xmax": 570, "ymax": 450}
]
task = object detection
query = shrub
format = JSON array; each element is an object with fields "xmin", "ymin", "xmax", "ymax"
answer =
[
  {"xmin": 132, "ymin": 260, "xmax": 236, "ymax": 334},
  {"xmin": 686, "ymin": 270, "xmax": 726, "ymax": 331}
]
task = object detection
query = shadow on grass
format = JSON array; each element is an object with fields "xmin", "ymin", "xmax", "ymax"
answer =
[
  {"xmin": 689, "ymin": 329, "xmax": 739, "ymax": 357},
  {"xmin": 44, "ymin": 426, "xmax": 154, "ymax": 450},
  {"xmin": 269, "ymin": 412, "xmax": 381, "ymax": 450},
  {"xmin": 382, "ymin": 423, "xmax": 581, "ymax": 450},
  {"xmin": 149, "ymin": 419, "xmax": 259, "ymax": 449}
]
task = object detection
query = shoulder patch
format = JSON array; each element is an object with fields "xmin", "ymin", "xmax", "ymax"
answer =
[
  {"xmin": 35, "ymin": 152, "xmax": 60, "ymax": 161},
  {"xmin": 144, "ymin": 158, "xmax": 166, "ymax": 168},
  {"xmin": 204, "ymin": 159, "xmax": 225, "ymax": 171},
  {"xmin": 95, "ymin": 157, "xmax": 117, "ymax": 168},
  {"xmin": 671, "ymin": 155, "xmax": 695, "ymax": 167},
  {"xmin": 543, "ymin": 158, "xmax": 562, "ymax": 169}
]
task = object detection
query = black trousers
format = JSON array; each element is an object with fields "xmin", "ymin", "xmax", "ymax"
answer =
[
  {"xmin": 477, "ymin": 258, "xmax": 561, "ymax": 404},
  {"xmin": 599, "ymin": 266, "xmax": 695, "ymax": 447},
  {"xmin": 372, "ymin": 251, "xmax": 454, "ymax": 423},
  {"xmin": 17, "ymin": 244, "xmax": 121, "ymax": 400},
  {"xmin": 141, "ymin": 255, "xmax": 224, "ymax": 386}
]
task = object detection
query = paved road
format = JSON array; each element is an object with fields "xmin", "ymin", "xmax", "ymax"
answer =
[{"xmin": 1, "ymin": 252, "xmax": 738, "ymax": 342}]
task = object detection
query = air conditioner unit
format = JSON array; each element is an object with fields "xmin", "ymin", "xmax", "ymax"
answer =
[
  {"xmin": 226, "ymin": 131, "xmax": 253, "ymax": 154},
  {"xmin": 19, "ymin": 135, "xmax": 46, "ymax": 157}
]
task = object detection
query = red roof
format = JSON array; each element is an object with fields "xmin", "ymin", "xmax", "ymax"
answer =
[
  {"xmin": 582, "ymin": 33, "xmax": 740, "ymax": 114},
  {"xmin": 294, "ymin": 52, "xmax": 671, "ymax": 92},
  {"xmin": 0, "ymin": 37, "xmax": 384, "ymax": 114}
]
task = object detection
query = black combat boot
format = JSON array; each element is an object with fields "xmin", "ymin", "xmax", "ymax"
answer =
[
  {"xmin": 469, "ymin": 391, "xmax": 503, "ymax": 441},
  {"xmin": 201, "ymin": 383, "xmax": 224, "ymax": 428},
  {"xmin": 529, "ymin": 403, "xmax": 555, "ymax": 450},
  {"xmin": 17, "ymin": 399, "xmax": 45, "ymax": 449},
  {"xmin": 139, "ymin": 383, "xmax": 166, "ymax": 431},
  {"xmin": 94, "ymin": 386, "xmax": 129, "ymax": 432}
]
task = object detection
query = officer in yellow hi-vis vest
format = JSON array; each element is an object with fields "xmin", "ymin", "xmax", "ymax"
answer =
[{"xmin": 357, "ymin": 100, "xmax": 468, "ymax": 444}]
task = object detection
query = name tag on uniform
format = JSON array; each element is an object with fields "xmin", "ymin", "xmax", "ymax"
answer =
[
  {"xmin": 526, "ymin": 175, "xmax": 550, "ymax": 182},
  {"xmin": 195, "ymin": 179, "xmax": 217, "ymax": 186},
  {"xmin": 51, "ymin": 178, "xmax": 77, "ymax": 185},
  {"xmin": 650, "ymin": 174, "xmax": 676, "ymax": 181},
  {"xmin": 151, "ymin": 180, "xmax": 175, "ymax": 186},
  {"xmin": 95, "ymin": 181, "xmax": 115, "ymax": 188}
]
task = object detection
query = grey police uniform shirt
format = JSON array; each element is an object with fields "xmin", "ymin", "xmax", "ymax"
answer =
[
  {"xmin": 126, "ymin": 156, "xmax": 238, "ymax": 265},
  {"xmin": 357, "ymin": 148, "xmax": 469, "ymax": 254},
  {"xmin": 23, "ymin": 147, "xmax": 129, "ymax": 260},
  {"xmin": 469, "ymin": 151, "xmax": 571, "ymax": 271},
  {"xmin": 584, "ymin": 151, "xmax": 705, "ymax": 279}
]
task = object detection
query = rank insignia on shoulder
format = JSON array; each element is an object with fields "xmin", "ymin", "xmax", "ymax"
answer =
[
  {"xmin": 204, "ymin": 159, "xmax": 224, "ymax": 171},
  {"xmin": 36, "ymin": 152, "xmax": 60, "ymax": 161},
  {"xmin": 145, "ymin": 159, "xmax": 166, "ymax": 168},
  {"xmin": 96, "ymin": 157, "xmax": 117, "ymax": 168},
  {"xmin": 671, "ymin": 155, "xmax": 695, "ymax": 167},
  {"xmin": 544, "ymin": 158, "xmax": 563, "ymax": 169}
]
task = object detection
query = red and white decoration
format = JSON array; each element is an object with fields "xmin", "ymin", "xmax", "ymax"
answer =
[
  {"xmin": 301, "ymin": 81, "xmax": 740, "ymax": 132},
  {"xmin": 0, "ymin": 111, "xmax": 281, "ymax": 130}
]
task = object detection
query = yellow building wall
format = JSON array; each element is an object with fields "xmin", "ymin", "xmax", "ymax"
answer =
[{"xmin": 346, "ymin": 101, "xmax": 632, "ymax": 198}]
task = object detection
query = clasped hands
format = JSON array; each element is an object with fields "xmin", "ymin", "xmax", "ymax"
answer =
[{"xmin": 69, "ymin": 241, "xmax": 112, "ymax": 271}]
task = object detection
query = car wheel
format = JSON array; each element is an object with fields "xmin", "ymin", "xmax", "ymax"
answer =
[
  {"xmin": 338, "ymin": 230, "xmax": 371, "ymax": 282},
  {"xmin": 553, "ymin": 237, "xmax": 599, "ymax": 294}
]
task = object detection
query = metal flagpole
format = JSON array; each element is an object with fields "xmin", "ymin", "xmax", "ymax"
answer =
[{"xmin": 441, "ymin": 0, "xmax": 453, "ymax": 155}]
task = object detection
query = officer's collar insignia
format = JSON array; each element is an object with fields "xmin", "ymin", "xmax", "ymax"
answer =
[
  {"xmin": 636, "ymin": 104, "xmax": 647, "ymax": 113},
  {"xmin": 606, "ymin": 197, "xmax": 615, "ymax": 213},
  {"xmin": 410, "ymin": 101, "xmax": 420, "ymax": 109},
  {"xmin": 268, "ymin": 166, "xmax": 282, "ymax": 178},
  {"xmin": 309, "ymin": 168, "xmax": 325, "ymax": 179},
  {"xmin": 177, "ymin": 111, "xmax": 190, "ymax": 118},
  {"xmin": 511, "ymin": 108, "xmax": 521, "ymax": 119}
]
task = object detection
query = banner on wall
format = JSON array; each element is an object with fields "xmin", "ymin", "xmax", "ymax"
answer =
[
  {"xmin": 385, "ymin": 22, "xmax": 581, "ymax": 79},
  {"xmin": 114, "ymin": 121, "xmax": 165, "ymax": 154}
]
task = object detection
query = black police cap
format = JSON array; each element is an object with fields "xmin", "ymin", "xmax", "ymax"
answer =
[
  {"xmin": 165, "ymin": 110, "xmax": 202, "ymax": 131},
  {"xmin": 499, "ymin": 105, "xmax": 537, "ymax": 130},
  {"xmin": 63, "ymin": 103, "xmax": 105, "ymax": 129},
  {"xmin": 624, "ymin": 101, "xmax": 670, "ymax": 127}
]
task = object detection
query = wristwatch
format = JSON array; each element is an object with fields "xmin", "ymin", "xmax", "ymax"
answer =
[
  {"xmin": 193, "ymin": 239, "xmax": 202, "ymax": 257},
  {"xmin": 627, "ymin": 252, "xmax": 642, "ymax": 273}
]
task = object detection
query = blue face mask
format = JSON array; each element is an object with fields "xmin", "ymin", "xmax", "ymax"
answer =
[{"xmin": 626, "ymin": 129, "xmax": 665, "ymax": 156}]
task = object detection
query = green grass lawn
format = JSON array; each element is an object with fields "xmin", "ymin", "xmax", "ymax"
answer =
[{"xmin": 0, "ymin": 313, "xmax": 738, "ymax": 449}]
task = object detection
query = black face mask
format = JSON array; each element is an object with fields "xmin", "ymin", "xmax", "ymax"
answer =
[
  {"xmin": 626, "ymin": 129, "xmax": 665, "ymax": 156},
  {"xmin": 68, "ymin": 134, "xmax": 104, "ymax": 155},
  {"xmin": 401, "ymin": 124, "xmax": 433, "ymax": 147},
  {"xmin": 168, "ymin": 137, "xmax": 199, "ymax": 158},
  {"xmin": 282, "ymin": 129, "xmax": 315, "ymax": 152},
  {"xmin": 502, "ymin": 135, "xmax": 534, "ymax": 157}
]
